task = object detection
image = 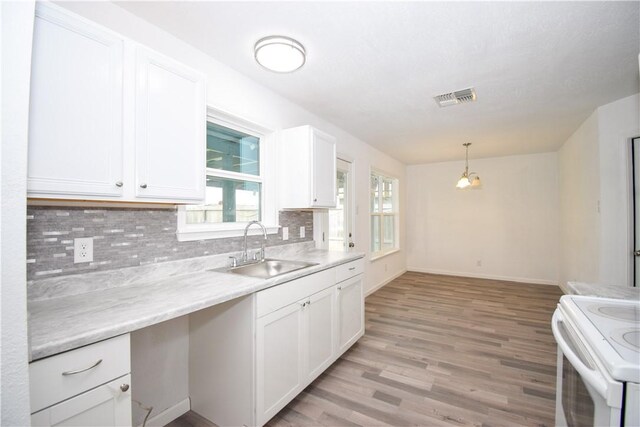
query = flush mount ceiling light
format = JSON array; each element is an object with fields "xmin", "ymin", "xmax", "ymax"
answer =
[
  {"xmin": 456, "ymin": 143, "xmax": 482, "ymax": 190},
  {"xmin": 254, "ymin": 36, "xmax": 306, "ymax": 73}
]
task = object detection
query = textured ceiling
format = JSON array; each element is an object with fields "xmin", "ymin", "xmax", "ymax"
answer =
[{"xmin": 115, "ymin": 1, "xmax": 639, "ymax": 164}]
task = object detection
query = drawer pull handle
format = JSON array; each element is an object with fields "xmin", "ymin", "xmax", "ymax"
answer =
[
  {"xmin": 61, "ymin": 359, "xmax": 102, "ymax": 376},
  {"xmin": 337, "ymin": 286, "xmax": 342, "ymax": 290},
  {"xmin": 348, "ymin": 267, "xmax": 356, "ymax": 271}
]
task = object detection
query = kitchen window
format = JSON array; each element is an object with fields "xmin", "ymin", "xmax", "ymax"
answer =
[
  {"xmin": 177, "ymin": 108, "xmax": 277, "ymax": 241},
  {"xmin": 370, "ymin": 171, "xmax": 399, "ymax": 258}
]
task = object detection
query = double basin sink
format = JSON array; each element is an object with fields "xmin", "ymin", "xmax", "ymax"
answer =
[{"xmin": 222, "ymin": 258, "xmax": 319, "ymax": 279}]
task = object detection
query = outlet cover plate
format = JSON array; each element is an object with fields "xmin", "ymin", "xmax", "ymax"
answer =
[
  {"xmin": 300, "ymin": 226, "xmax": 305, "ymax": 238},
  {"xmin": 282, "ymin": 227, "xmax": 289, "ymax": 241},
  {"xmin": 74, "ymin": 237, "xmax": 94, "ymax": 263}
]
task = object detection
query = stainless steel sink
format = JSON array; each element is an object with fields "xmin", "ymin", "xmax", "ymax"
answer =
[{"xmin": 225, "ymin": 258, "xmax": 318, "ymax": 279}]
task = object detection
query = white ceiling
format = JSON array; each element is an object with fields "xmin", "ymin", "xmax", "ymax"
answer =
[{"xmin": 115, "ymin": 1, "xmax": 639, "ymax": 164}]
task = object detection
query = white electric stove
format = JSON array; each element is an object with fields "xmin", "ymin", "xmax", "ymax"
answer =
[{"xmin": 552, "ymin": 295, "xmax": 640, "ymax": 427}]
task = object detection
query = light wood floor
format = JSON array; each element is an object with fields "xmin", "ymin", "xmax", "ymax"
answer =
[{"xmin": 168, "ymin": 272, "xmax": 564, "ymax": 427}]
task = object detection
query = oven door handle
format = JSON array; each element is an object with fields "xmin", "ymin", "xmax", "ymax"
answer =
[{"xmin": 551, "ymin": 310, "xmax": 608, "ymax": 399}]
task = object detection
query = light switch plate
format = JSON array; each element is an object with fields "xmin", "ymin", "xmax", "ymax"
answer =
[
  {"xmin": 282, "ymin": 227, "xmax": 289, "ymax": 241},
  {"xmin": 74, "ymin": 237, "xmax": 93, "ymax": 263},
  {"xmin": 300, "ymin": 226, "xmax": 305, "ymax": 238}
]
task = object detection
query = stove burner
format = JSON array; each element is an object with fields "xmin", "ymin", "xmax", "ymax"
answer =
[
  {"xmin": 611, "ymin": 328, "xmax": 640, "ymax": 352},
  {"xmin": 587, "ymin": 305, "xmax": 639, "ymax": 322}
]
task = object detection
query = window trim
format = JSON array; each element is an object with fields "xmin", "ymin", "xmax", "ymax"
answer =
[
  {"xmin": 177, "ymin": 106, "xmax": 278, "ymax": 241},
  {"xmin": 369, "ymin": 168, "xmax": 400, "ymax": 259}
]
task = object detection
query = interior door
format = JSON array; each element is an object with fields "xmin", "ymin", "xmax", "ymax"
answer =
[{"xmin": 328, "ymin": 158, "xmax": 354, "ymax": 251}]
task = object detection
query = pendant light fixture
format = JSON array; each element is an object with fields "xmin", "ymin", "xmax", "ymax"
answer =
[
  {"xmin": 254, "ymin": 36, "xmax": 306, "ymax": 73},
  {"xmin": 456, "ymin": 143, "xmax": 481, "ymax": 189}
]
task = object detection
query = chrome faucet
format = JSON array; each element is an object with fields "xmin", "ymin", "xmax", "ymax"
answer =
[{"xmin": 243, "ymin": 221, "xmax": 267, "ymax": 263}]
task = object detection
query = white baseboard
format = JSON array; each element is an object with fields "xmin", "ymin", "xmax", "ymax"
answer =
[
  {"xmin": 406, "ymin": 266, "xmax": 558, "ymax": 286},
  {"xmin": 365, "ymin": 269, "xmax": 407, "ymax": 296},
  {"xmin": 140, "ymin": 397, "xmax": 190, "ymax": 427}
]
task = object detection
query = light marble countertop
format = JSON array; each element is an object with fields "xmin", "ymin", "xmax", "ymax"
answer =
[
  {"xmin": 560, "ymin": 281, "xmax": 640, "ymax": 300},
  {"xmin": 28, "ymin": 244, "xmax": 364, "ymax": 361}
]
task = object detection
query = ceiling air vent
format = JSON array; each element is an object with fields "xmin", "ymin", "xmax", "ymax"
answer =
[{"xmin": 434, "ymin": 87, "xmax": 477, "ymax": 108}]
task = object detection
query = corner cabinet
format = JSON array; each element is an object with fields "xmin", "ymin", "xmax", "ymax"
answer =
[
  {"xmin": 278, "ymin": 126, "xmax": 337, "ymax": 209},
  {"xmin": 27, "ymin": 3, "xmax": 206, "ymax": 204}
]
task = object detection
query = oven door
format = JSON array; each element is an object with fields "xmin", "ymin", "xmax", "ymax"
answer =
[{"xmin": 552, "ymin": 310, "xmax": 623, "ymax": 427}]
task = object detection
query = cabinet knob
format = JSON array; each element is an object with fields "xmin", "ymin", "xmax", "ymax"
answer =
[
  {"xmin": 140, "ymin": 183, "xmax": 147, "ymax": 189},
  {"xmin": 313, "ymin": 198, "xmax": 318, "ymax": 202},
  {"xmin": 337, "ymin": 286, "xmax": 342, "ymax": 291},
  {"xmin": 120, "ymin": 384, "xmax": 130, "ymax": 392},
  {"xmin": 115, "ymin": 181, "xmax": 123, "ymax": 187}
]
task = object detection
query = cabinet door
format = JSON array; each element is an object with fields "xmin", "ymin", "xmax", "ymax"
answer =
[
  {"xmin": 304, "ymin": 287, "xmax": 336, "ymax": 383},
  {"xmin": 31, "ymin": 374, "xmax": 132, "ymax": 427},
  {"xmin": 336, "ymin": 275, "xmax": 364, "ymax": 354},
  {"xmin": 134, "ymin": 47, "xmax": 205, "ymax": 202},
  {"xmin": 28, "ymin": 4, "xmax": 124, "ymax": 198},
  {"xmin": 311, "ymin": 130, "xmax": 336, "ymax": 207},
  {"xmin": 256, "ymin": 303, "xmax": 304, "ymax": 425}
]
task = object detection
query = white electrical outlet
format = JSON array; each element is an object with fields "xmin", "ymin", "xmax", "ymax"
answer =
[
  {"xmin": 299, "ymin": 226, "xmax": 305, "ymax": 238},
  {"xmin": 74, "ymin": 237, "xmax": 94, "ymax": 263},
  {"xmin": 282, "ymin": 227, "xmax": 289, "ymax": 241}
]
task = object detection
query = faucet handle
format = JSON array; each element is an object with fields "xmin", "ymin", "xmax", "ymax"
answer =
[{"xmin": 228, "ymin": 256, "xmax": 238, "ymax": 268}]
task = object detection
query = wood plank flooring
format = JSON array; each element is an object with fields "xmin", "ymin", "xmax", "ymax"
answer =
[{"xmin": 168, "ymin": 272, "xmax": 564, "ymax": 427}]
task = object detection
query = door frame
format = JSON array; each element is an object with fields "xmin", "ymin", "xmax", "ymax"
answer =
[
  {"xmin": 314, "ymin": 153, "xmax": 355, "ymax": 251},
  {"xmin": 630, "ymin": 136, "xmax": 640, "ymax": 287}
]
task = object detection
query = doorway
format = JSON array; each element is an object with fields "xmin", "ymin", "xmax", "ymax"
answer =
[
  {"xmin": 632, "ymin": 137, "xmax": 640, "ymax": 287},
  {"xmin": 327, "ymin": 158, "xmax": 354, "ymax": 252}
]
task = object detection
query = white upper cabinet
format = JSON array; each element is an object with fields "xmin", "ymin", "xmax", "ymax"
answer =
[
  {"xmin": 28, "ymin": 4, "xmax": 124, "ymax": 198},
  {"xmin": 279, "ymin": 125, "xmax": 336, "ymax": 209},
  {"xmin": 27, "ymin": 3, "xmax": 206, "ymax": 204},
  {"xmin": 134, "ymin": 47, "xmax": 205, "ymax": 201}
]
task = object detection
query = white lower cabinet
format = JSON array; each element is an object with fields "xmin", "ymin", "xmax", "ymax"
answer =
[
  {"xmin": 256, "ymin": 285, "xmax": 338, "ymax": 425},
  {"xmin": 188, "ymin": 259, "xmax": 364, "ymax": 427},
  {"xmin": 256, "ymin": 301, "xmax": 305, "ymax": 424},
  {"xmin": 29, "ymin": 334, "xmax": 132, "ymax": 427},
  {"xmin": 337, "ymin": 274, "xmax": 364, "ymax": 353},
  {"xmin": 31, "ymin": 375, "xmax": 132, "ymax": 427},
  {"xmin": 304, "ymin": 286, "xmax": 336, "ymax": 383}
]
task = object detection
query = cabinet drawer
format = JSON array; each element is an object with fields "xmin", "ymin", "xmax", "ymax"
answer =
[
  {"xmin": 335, "ymin": 259, "xmax": 364, "ymax": 283},
  {"xmin": 257, "ymin": 268, "xmax": 335, "ymax": 318},
  {"xmin": 30, "ymin": 334, "xmax": 130, "ymax": 413}
]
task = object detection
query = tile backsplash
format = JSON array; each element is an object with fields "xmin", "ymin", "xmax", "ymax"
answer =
[{"xmin": 27, "ymin": 206, "xmax": 312, "ymax": 281}]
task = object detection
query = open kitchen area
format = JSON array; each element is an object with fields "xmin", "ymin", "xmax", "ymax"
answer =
[{"xmin": 2, "ymin": 2, "xmax": 640, "ymax": 427}]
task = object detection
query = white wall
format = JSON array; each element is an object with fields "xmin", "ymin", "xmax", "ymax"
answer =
[
  {"xmin": 597, "ymin": 94, "xmax": 639, "ymax": 285},
  {"xmin": 1, "ymin": 1, "xmax": 35, "ymax": 424},
  {"xmin": 558, "ymin": 110, "xmax": 601, "ymax": 284},
  {"xmin": 406, "ymin": 152, "xmax": 560, "ymax": 285},
  {"xmin": 558, "ymin": 93, "xmax": 640, "ymax": 286},
  {"xmin": 51, "ymin": 2, "xmax": 406, "ymax": 422}
]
